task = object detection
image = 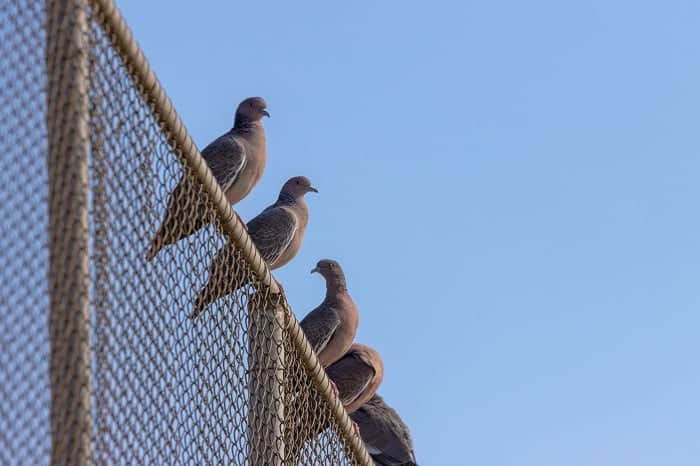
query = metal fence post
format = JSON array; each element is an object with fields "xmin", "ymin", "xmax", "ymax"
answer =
[
  {"xmin": 248, "ymin": 293, "xmax": 285, "ymax": 466},
  {"xmin": 45, "ymin": 0, "xmax": 93, "ymax": 464}
]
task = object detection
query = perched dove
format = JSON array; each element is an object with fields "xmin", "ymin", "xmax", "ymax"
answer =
[
  {"xmin": 146, "ymin": 96, "xmax": 269, "ymax": 260},
  {"xmin": 190, "ymin": 176, "xmax": 317, "ymax": 318},
  {"xmin": 300, "ymin": 259, "xmax": 359, "ymax": 367},
  {"xmin": 286, "ymin": 343, "xmax": 383, "ymax": 462},
  {"xmin": 351, "ymin": 394, "xmax": 418, "ymax": 466},
  {"xmin": 325, "ymin": 343, "xmax": 384, "ymax": 414}
]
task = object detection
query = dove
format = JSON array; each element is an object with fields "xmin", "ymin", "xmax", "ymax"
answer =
[
  {"xmin": 190, "ymin": 176, "xmax": 317, "ymax": 318},
  {"xmin": 147, "ymin": 96, "xmax": 269, "ymax": 260},
  {"xmin": 351, "ymin": 394, "xmax": 418, "ymax": 466},
  {"xmin": 286, "ymin": 343, "xmax": 383, "ymax": 462},
  {"xmin": 299, "ymin": 259, "xmax": 359, "ymax": 368},
  {"xmin": 325, "ymin": 343, "xmax": 384, "ymax": 414}
]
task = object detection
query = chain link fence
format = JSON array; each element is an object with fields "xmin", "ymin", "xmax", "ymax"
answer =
[{"xmin": 0, "ymin": 0, "xmax": 371, "ymax": 464}]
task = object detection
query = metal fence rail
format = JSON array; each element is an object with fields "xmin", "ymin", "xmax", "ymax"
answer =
[{"xmin": 0, "ymin": 0, "xmax": 372, "ymax": 464}]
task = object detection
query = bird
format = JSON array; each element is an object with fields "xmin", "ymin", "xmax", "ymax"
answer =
[
  {"xmin": 285, "ymin": 344, "xmax": 383, "ymax": 461},
  {"xmin": 325, "ymin": 343, "xmax": 384, "ymax": 414},
  {"xmin": 190, "ymin": 176, "xmax": 317, "ymax": 318},
  {"xmin": 146, "ymin": 96, "xmax": 269, "ymax": 261},
  {"xmin": 299, "ymin": 259, "xmax": 359, "ymax": 368},
  {"xmin": 350, "ymin": 394, "xmax": 418, "ymax": 466}
]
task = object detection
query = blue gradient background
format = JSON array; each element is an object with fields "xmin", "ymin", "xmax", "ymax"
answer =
[{"xmin": 118, "ymin": 1, "xmax": 700, "ymax": 464}]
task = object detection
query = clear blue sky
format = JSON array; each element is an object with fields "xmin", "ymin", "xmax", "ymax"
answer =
[{"xmin": 118, "ymin": 1, "xmax": 700, "ymax": 464}]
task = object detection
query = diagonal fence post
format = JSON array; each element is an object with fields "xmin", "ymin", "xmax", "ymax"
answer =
[{"xmin": 45, "ymin": 0, "xmax": 93, "ymax": 464}]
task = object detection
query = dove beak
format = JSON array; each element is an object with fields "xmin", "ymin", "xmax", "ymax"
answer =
[
  {"xmin": 308, "ymin": 186, "xmax": 319, "ymax": 193},
  {"xmin": 262, "ymin": 109, "xmax": 270, "ymax": 118},
  {"xmin": 310, "ymin": 266, "xmax": 320, "ymax": 274}
]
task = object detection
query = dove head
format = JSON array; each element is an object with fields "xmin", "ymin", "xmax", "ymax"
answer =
[
  {"xmin": 311, "ymin": 259, "xmax": 347, "ymax": 292},
  {"xmin": 279, "ymin": 176, "xmax": 318, "ymax": 204},
  {"xmin": 234, "ymin": 96, "xmax": 269, "ymax": 126},
  {"xmin": 349, "ymin": 343, "xmax": 384, "ymax": 376},
  {"xmin": 345, "ymin": 343, "xmax": 385, "ymax": 412}
]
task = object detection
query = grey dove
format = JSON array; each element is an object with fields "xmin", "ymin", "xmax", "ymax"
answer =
[
  {"xmin": 146, "ymin": 96, "xmax": 269, "ymax": 260},
  {"xmin": 325, "ymin": 343, "xmax": 384, "ymax": 414},
  {"xmin": 190, "ymin": 176, "xmax": 317, "ymax": 318},
  {"xmin": 300, "ymin": 259, "xmax": 359, "ymax": 367},
  {"xmin": 286, "ymin": 343, "xmax": 383, "ymax": 462},
  {"xmin": 351, "ymin": 394, "xmax": 418, "ymax": 466}
]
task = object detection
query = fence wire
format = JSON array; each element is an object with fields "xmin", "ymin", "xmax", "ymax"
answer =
[{"xmin": 0, "ymin": 0, "xmax": 371, "ymax": 464}]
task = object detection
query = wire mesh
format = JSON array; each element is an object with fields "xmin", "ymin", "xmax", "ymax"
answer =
[{"xmin": 0, "ymin": 0, "xmax": 370, "ymax": 464}]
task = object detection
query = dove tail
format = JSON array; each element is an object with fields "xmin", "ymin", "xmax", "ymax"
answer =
[
  {"xmin": 189, "ymin": 291, "xmax": 208, "ymax": 319},
  {"xmin": 146, "ymin": 222, "xmax": 169, "ymax": 262},
  {"xmin": 145, "ymin": 240, "xmax": 159, "ymax": 262}
]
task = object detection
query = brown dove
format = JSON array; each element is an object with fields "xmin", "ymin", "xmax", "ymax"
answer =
[
  {"xmin": 146, "ymin": 96, "xmax": 269, "ymax": 260},
  {"xmin": 351, "ymin": 394, "xmax": 418, "ymax": 466},
  {"xmin": 299, "ymin": 259, "xmax": 359, "ymax": 367},
  {"xmin": 286, "ymin": 344, "xmax": 383, "ymax": 462},
  {"xmin": 190, "ymin": 176, "xmax": 317, "ymax": 318},
  {"xmin": 325, "ymin": 343, "xmax": 384, "ymax": 414}
]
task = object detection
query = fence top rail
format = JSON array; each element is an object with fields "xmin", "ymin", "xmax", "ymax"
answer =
[{"xmin": 84, "ymin": 0, "xmax": 374, "ymax": 463}]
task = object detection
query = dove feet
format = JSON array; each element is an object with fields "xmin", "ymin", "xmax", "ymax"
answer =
[
  {"xmin": 329, "ymin": 380, "xmax": 340, "ymax": 398},
  {"xmin": 235, "ymin": 212, "xmax": 248, "ymax": 231}
]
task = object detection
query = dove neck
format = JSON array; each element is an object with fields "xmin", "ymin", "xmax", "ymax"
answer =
[
  {"xmin": 324, "ymin": 274, "xmax": 348, "ymax": 296},
  {"xmin": 233, "ymin": 117, "xmax": 263, "ymax": 133},
  {"xmin": 277, "ymin": 191, "xmax": 302, "ymax": 207}
]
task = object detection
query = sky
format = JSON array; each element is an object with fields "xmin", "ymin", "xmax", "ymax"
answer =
[{"xmin": 116, "ymin": 1, "xmax": 700, "ymax": 465}]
